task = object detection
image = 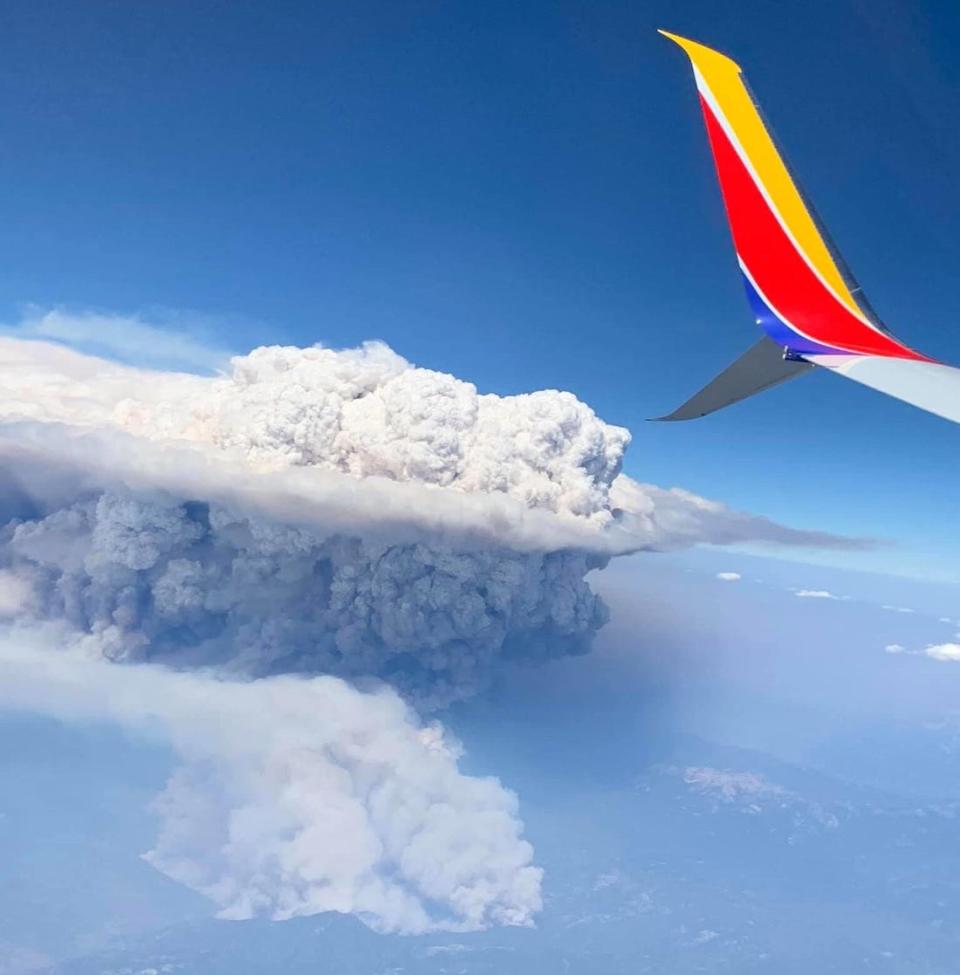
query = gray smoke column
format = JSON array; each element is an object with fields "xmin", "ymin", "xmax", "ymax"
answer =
[{"xmin": 5, "ymin": 490, "xmax": 609, "ymax": 706}]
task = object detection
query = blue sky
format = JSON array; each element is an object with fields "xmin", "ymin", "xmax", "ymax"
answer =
[
  {"xmin": 0, "ymin": 0, "xmax": 958, "ymax": 576},
  {"xmin": 5, "ymin": 6, "xmax": 960, "ymax": 968}
]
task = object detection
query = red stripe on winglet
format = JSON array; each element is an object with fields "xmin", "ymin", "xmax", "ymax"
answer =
[{"xmin": 698, "ymin": 93, "xmax": 926, "ymax": 361}]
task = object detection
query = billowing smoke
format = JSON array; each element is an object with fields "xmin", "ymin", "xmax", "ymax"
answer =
[
  {"xmin": 4, "ymin": 490, "xmax": 606, "ymax": 707},
  {"xmin": 0, "ymin": 331, "xmax": 869, "ymax": 930},
  {"xmin": 0, "ymin": 338, "xmax": 867, "ymax": 697},
  {"xmin": 0, "ymin": 629, "xmax": 541, "ymax": 933},
  {"xmin": 0, "ymin": 338, "xmax": 633, "ymax": 706},
  {"xmin": 0, "ymin": 339, "xmax": 628, "ymax": 524}
]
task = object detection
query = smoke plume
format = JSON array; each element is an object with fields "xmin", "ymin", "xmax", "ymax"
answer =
[
  {"xmin": 0, "ymin": 630, "xmax": 540, "ymax": 933},
  {"xmin": 0, "ymin": 330, "xmax": 870, "ymax": 929}
]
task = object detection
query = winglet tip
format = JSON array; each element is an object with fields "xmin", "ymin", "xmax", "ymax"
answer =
[
  {"xmin": 656, "ymin": 28, "xmax": 688, "ymax": 49},
  {"xmin": 657, "ymin": 29, "xmax": 742, "ymax": 74},
  {"xmin": 657, "ymin": 29, "xmax": 690, "ymax": 45}
]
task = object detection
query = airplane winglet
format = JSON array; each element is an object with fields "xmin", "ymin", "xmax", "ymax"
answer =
[
  {"xmin": 656, "ymin": 26, "xmax": 908, "ymax": 358},
  {"xmin": 652, "ymin": 30, "xmax": 960, "ymax": 427}
]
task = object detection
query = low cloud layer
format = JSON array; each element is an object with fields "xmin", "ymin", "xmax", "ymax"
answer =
[
  {"xmin": 0, "ymin": 628, "xmax": 541, "ymax": 933},
  {"xmin": 925, "ymin": 643, "xmax": 960, "ymax": 662}
]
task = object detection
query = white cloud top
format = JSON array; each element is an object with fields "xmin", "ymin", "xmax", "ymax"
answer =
[{"xmin": 0, "ymin": 337, "xmax": 629, "ymax": 524}]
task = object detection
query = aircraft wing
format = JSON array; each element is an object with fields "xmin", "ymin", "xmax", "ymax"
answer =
[
  {"xmin": 805, "ymin": 354, "xmax": 960, "ymax": 425},
  {"xmin": 657, "ymin": 30, "xmax": 960, "ymax": 425}
]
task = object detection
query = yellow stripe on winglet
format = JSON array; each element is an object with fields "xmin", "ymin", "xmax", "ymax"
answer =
[{"xmin": 658, "ymin": 29, "xmax": 866, "ymax": 323}]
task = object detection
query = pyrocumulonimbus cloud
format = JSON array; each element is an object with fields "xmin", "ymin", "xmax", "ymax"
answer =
[{"xmin": 0, "ymin": 329, "xmax": 872, "ymax": 932}]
